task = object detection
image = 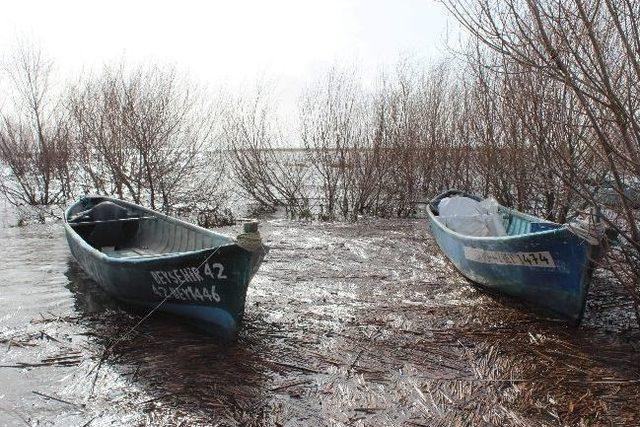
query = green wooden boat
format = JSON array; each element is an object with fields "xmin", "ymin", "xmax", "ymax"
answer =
[{"xmin": 64, "ymin": 196, "xmax": 267, "ymax": 336}]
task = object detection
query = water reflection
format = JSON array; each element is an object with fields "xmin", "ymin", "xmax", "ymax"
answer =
[
  {"xmin": 63, "ymin": 257, "xmax": 276, "ymax": 423},
  {"xmin": 64, "ymin": 258, "xmax": 119, "ymax": 315}
]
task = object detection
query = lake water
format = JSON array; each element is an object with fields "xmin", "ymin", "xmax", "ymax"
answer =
[{"xmin": 1, "ymin": 202, "xmax": 639, "ymax": 425}]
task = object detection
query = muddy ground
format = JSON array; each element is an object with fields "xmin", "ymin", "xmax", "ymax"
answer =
[{"xmin": 1, "ymin": 212, "xmax": 639, "ymax": 426}]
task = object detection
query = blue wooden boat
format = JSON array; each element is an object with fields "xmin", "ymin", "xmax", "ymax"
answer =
[
  {"xmin": 427, "ymin": 189, "xmax": 599, "ymax": 323},
  {"xmin": 64, "ymin": 196, "xmax": 267, "ymax": 336}
]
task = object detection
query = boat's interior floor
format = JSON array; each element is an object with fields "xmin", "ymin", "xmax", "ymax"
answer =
[
  {"xmin": 100, "ymin": 244, "xmax": 214, "ymax": 259},
  {"xmin": 101, "ymin": 246, "xmax": 169, "ymax": 259},
  {"xmin": 70, "ymin": 211, "xmax": 232, "ymax": 258}
]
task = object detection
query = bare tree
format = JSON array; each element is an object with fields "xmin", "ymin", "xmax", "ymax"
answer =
[
  {"xmin": 68, "ymin": 63, "xmax": 217, "ymax": 212},
  {"xmin": 0, "ymin": 42, "xmax": 72, "ymax": 205},
  {"xmin": 223, "ymin": 84, "xmax": 311, "ymax": 217}
]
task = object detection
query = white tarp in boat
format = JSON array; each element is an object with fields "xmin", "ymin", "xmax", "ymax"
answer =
[{"xmin": 438, "ymin": 196, "xmax": 507, "ymax": 237}]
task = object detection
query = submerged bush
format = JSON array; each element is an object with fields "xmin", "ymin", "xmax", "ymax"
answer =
[
  {"xmin": 0, "ymin": 44, "xmax": 72, "ymax": 206},
  {"xmin": 67, "ymin": 63, "xmax": 221, "ymax": 212}
]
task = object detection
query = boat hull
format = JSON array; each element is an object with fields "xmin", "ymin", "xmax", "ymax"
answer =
[
  {"xmin": 64, "ymin": 197, "xmax": 265, "ymax": 336},
  {"xmin": 428, "ymin": 205, "xmax": 594, "ymax": 323}
]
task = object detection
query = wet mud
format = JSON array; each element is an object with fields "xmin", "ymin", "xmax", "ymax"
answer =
[{"xmin": 1, "ymin": 214, "xmax": 639, "ymax": 426}]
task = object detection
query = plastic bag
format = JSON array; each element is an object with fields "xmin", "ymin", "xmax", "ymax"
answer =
[{"xmin": 438, "ymin": 196, "xmax": 507, "ymax": 237}]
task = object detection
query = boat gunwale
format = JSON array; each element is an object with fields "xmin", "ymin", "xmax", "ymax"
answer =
[
  {"xmin": 64, "ymin": 195, "xmax": 239, "ymax": 265},
  {"xmin": 426, "ymin": 189, "xmax": 574, "ymax": 243}
]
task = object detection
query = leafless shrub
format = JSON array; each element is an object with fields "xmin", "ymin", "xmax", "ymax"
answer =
[
  {"xmin": 223, "ymin": 85, "xmax": 311, "ymax": 218},
  {"xmin": 0, "ymin": 43, "xmax": 72, "ymax": 206},
  {"xmin": 301, "ymin": 67, "xmax": 403, "ymax": 220},
  {"xmin": 68, "ymin": 63, "xmax": 225, "ymax": 218},
  {"xmin": 374, "ymin": 64, "xmax": 425, "ymax": 217},
  {"xmin": 380, "ymin": 61, "xmax": 474, "ymax": 212},
  {"xmin": 298, "ymin": 63, "xmax": 474, "ymax": 221},
  {"xmin": 460, "ymin": 48, "xmax": 589, "ymax": 221}
]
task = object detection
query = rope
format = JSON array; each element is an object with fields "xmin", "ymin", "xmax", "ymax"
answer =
[
  {"xmin": 83, "ymin": 224, "xmax": 269, "ymax": 396},
  {"xmin": 102, "ymin": 231, "xmax": 268, "ymax": 353},
  {"xmin": 102, "ymin": 244, "xmax": 224, "ymax": 353}
]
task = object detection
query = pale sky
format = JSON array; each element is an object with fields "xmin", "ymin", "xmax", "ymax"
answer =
[{"xmin": 0, "ymin": 0, "xmax": 460, "ymax": 124}]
